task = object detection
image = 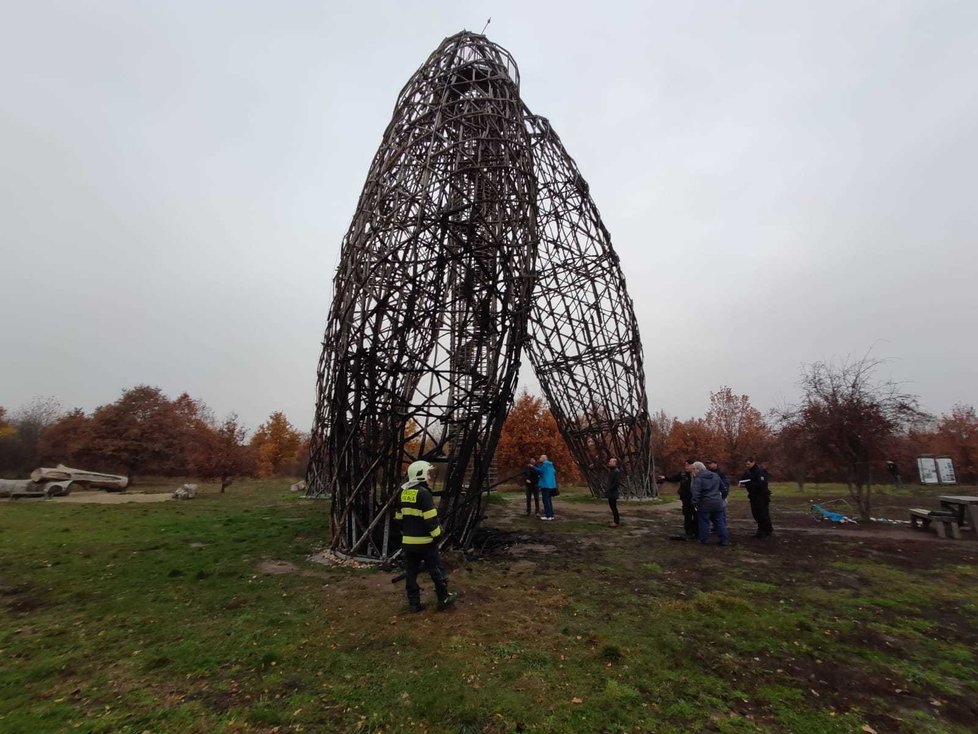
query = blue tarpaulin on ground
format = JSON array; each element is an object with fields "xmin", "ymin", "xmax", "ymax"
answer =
[{"xmin": 810, "ymin": 502, "xmax": 858, "ymax": 524}]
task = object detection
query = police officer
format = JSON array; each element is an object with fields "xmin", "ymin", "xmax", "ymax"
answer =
[
  {"xmin": 740, "ymin": 456, "xmax": 773, "ymax": 538},
  {"xmin": 395, "ymin": 460, "xmax": 458, "ymax": 612}
]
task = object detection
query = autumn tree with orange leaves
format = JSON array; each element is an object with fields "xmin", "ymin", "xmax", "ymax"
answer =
[
  {"xmin": 82, "ymin": 386, "xmax": 188, "ymax": 482},
  {"xmin": 927, "ymin": 404, "xmax": 978, "ymax": 484},
  {"xmin": 0, "ymin": 407, "xmax": 17, "ymax": 475},
  {"xmin": 662, "ymin": 417, "xmax": 717, "ymax": 471},
  {"xmin": 705, "ymin": 386, "xmax": 771, "ymax": 469},
  {"xmin": 496, "ymin": 390, "xmax": 579, "ymax": 483},
  {"xmin": 251, "ymin": 411, "xmax": 303, "ymax": 478},
  {"xmin": 37, "ymin": 409, "xmax": 91, "ymax": 466}
]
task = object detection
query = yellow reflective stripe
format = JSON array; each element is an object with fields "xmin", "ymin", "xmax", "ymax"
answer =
[
  {"xmin": 430, "ymin": 526, "xmax": 442, "ymax": 538},
  {"xmin": 422, "ymin": 508, "xmax": 438, "ymax": 519},
  {"xmin": 394, "ymin": 511, "xmax": 403, "ymax": 520},
  {"xmin": 399, "ymin": 507, "xmax": 424, "ymax": 517},
  {"xmin": 402, "ymin": 535, "xmax": 434, "ymax": 544}
]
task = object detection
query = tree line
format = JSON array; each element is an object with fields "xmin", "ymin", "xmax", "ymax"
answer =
[
  {"xmin": 495, "ymin": 357, "xmax": 977, "ymax": 519},
  {"xmin": 0, "ymin": 386, "xmax": 308, "ymax": 490},
  {"xmin": 3, "ymin": 357, "xmax": 975, "ymax": 510}
]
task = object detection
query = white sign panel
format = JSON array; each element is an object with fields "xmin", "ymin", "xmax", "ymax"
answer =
[
  {"xmin": 917, "ymin": 456, "xmax": 939, "ymax": 485},
  {"xmin": 936, "ymin": 457, "xmax": 957, "ymax": 485}
]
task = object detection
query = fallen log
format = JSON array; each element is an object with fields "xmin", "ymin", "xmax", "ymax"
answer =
[{"xmin": 30, "ymin": 465, "xmax": 129, "ymax": 490}]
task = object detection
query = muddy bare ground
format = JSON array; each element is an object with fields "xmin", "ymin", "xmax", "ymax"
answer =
[
  {"xmin": 477, "ymin": 491, "xmax": 978, "ymax": 730},
  {"xmin": 305, "ymin": 488, "xmax": 978, "ymax": 605},
  {"xmin": 232, "ymin": 487, "xmax": 978, "ymax": 731}
]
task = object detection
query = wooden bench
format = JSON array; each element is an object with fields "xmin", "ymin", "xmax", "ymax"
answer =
[{"xmin": 909, "ymin": 508, "xmax": 961, "ymax": 539}]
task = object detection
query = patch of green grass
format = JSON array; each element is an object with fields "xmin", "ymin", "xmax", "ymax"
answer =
[
  {"xmin": 3, "ymin": 479, "xmax": 978, "ymax": 733},
  {"xmin": 558, "ymin": 490, "xmax": 600, "ymax": 503}
]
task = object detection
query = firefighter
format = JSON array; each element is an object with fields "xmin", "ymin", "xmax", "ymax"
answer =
[{"xmin": 394, "ymin": 460, "xmax": 458, "ymax": 612}]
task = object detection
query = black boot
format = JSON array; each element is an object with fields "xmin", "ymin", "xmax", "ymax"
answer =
[
  {"xmin": 408, "ymin": 599, "xmax": 426, "ymax": 613},
  {"xmin": 437, "ymin": 592, "xmax": 458, "ymax": 610}
]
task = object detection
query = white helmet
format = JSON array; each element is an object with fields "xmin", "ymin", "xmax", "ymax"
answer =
[{"xmin": 407, "ymin": 460, "xmax": 433, "ymax": 484}]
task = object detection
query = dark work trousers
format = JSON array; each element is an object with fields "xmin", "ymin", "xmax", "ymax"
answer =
[
  {"xmin": 403, "ymin": 544, "xmax": 449, "ymax": 605},
  {"xmin": 608, "ymin": 496, "xmax": 620, "ymax": 524},
  {"xmin": 749, "ymin": 492, "xmax": 774, "ymax": 536},
  {"xmin": 525, "ymin": 485, "xmax": 540, "ymax": 515},
  {"xmin": 681, "ymin": 495, "xmax": 698, "ymax": 538}
]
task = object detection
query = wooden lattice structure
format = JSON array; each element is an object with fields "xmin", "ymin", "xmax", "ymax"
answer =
[{"xmin": 308, "ymin": 31, "xmax": 655, "ymax": 560}]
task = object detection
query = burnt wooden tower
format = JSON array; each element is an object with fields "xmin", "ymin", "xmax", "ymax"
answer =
[{"xmin": 308, "ymin": 32, "xmax": 655, "ymax": 559}]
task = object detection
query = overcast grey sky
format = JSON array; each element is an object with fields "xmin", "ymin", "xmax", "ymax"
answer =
[{"xmin": 2, "ymin": 0, "xmax": 976, "ymax": 433}]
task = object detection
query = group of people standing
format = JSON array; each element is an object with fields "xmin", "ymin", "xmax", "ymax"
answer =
[
  {"xmin": 523, "ymin": 453, "xmax": 774, "ymax": 541},
  {"xmin": 525, "ymin": 455, "xmax": 622, "ymax": 526},
  {"xmin": 396, "ymin": 453, "xmax": 774, "ymax": 612},
  {"xmin": 522, "ymin": 454, "xmax": 558, "ymax": 520},
  {"xmin": 659, "ymin": 457, "xmax": 773, "ymax": 544}
]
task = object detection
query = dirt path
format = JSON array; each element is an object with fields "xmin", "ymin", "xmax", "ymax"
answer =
[
  {"xmin": 48, "ymin": 492, "xmax": 172, "ymax": 504},
  {"xmin": 490, "ymin": 493, "xmax": 977, "ymax": 544}
]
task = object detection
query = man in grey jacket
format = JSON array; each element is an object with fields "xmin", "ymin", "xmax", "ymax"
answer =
[{"xmin": 690, "ymin": 461, "xmax": 729, "ymax": 546}]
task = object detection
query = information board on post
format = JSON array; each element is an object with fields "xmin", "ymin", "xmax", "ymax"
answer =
[
  {"xmin": 916, "ymin": 456, "xmax": 939, "ymax": 485},
  {"xmin": 935, "ymin": 457, "xmax": 957, "ymax": 485}
]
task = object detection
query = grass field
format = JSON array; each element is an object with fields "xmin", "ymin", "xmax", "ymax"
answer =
[{"xmin": 2, "ymin": 479, "xmax": 977, "ymax": 733}]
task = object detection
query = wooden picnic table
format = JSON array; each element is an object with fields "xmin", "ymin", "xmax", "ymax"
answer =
[{"xmin": 938, "ymin": 496, "xmax": 978, "ymax": 530}]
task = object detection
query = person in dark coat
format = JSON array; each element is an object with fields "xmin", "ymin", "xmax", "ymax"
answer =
[
  {"xmin": 739, "ymin": 456, "xmax": 773, "ymax": 538},
  {"xmin": 690, "ymin": 461, "xmax": 729, "ymax": 545},
  {"xmin": 606, "ymin": 457, "xmax": 621, "ymax": 527},
  {"xmin": 658, "ymin": 459, "xmax": 697, "ymax": 539},
  {"xmin": 886, "ymin": 460, "xmax": 904, "ymax": 489},
  {"xmin": 523, "ymin": 458, "xmax": 541, "ymax": 516}
]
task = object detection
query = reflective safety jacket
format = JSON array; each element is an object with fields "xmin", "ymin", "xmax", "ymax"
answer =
[{"xmin": 394, "ymin": 481, "xmax": 443, "ymax": 546}]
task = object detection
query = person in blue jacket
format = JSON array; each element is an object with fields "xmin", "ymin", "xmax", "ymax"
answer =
[
  {"xmin": 536, "ymin": 454, "xmax": 557, "ymax": 520},
  {"xmin": 690, "ymin": 461, "xmax": 729, "ymax": 545}
]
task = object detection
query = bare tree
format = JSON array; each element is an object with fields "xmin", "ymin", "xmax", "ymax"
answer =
[
  {"xmin": 649, "ymin": 409, "xmax": 673, "ymax": 472},
  {"xmin": 770, "ymin": 414, "xmax": 818, "ymax": 490},
  {"xmin": 778, "ymin": 355, "xmax": 927, "ymax": 519},
  {"xmin": 9, "ymin": 396, "xmax": 64, "ymax": 473}
]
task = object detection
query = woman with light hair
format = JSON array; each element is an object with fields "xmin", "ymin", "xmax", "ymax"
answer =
[{"xmin": 690, "ymin": 461, "xmax": 729, "ymax": 546}]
